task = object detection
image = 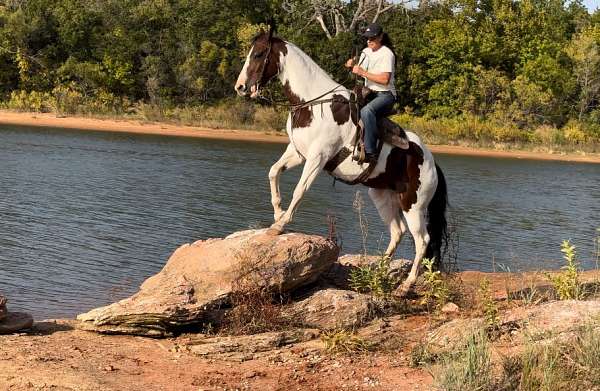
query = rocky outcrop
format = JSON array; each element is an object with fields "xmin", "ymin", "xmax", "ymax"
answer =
[
  {"xmin": 425, "ymin": 300, "xmax": 600, "ymax": 356},
  {"xmin": 283, "ymin": 288, "xmax": 375, "ymax": 330},
  {"xmin": 322, "ymin": 254, "xmax": 411, "ymax": 290},
  {"xmin": 77, "ymin": 229, "xmax": 339, "ymax": 337},
  {"xmin": 0, "ymin": 295, "xmax": 34, "ymax": 334}
]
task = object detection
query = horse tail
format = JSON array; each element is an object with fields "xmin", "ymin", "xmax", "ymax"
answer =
[{"xmin": 425, "ymin": 163, "xmax": 448, "ymax": 269}]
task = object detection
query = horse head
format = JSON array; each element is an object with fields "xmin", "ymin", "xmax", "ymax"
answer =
[{"xmin": 234, "ymin": 28, "xmax": 285, "ymax": 98}]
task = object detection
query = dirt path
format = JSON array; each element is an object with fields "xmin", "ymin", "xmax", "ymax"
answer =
[
  {"xmin": 3, "ymin": 270, "xmax": 600, "ymax": 390},
  {"xmin": 1, "ymin": 110, "xmax": 598, "ymax": 164},
  {"xmin": 0, "ymin": 320, "xmax": 431, "ymax": 391}
]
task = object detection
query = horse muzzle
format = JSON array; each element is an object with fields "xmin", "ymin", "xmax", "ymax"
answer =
[
  {"xmin": 235, "ymin": 82, "xmax": 248, "ymax": 97},
  {"xmin": 234, "ymin": 82, "xmax": 260, "ymax": 98}
]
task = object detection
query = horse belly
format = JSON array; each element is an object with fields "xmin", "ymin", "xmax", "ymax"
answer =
[{"xmin": 330, "ymin": 144, "xmax": 393, "ymax": 183}]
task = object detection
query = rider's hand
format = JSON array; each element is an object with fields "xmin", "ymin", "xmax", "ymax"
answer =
[
  {"xmin": 352, "ymin": 65, "xmax": 364, "ymax": 77},
  {"xmin": 345, "ymin": 58, "xmax": 354, "ymax": 68}
]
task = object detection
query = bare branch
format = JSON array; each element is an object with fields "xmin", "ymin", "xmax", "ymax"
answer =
[{"xmin": 315, "ymin": 12, "xmax": 333, "ymax": 39}]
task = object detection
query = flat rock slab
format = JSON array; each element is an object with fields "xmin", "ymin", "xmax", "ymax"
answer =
[
  {"xmin": 77, "ymin": 229, "xmax": 339, "ymax": 337},
  {"xmin": 0, "ymin": 312, "xmax": 34, "ymax": 334},
  {"xmin": 186, "ymin": 329, "xmax": 319, "ymax": 361},
  {"xmin": 283, "ymin": 288, "xmax": 375, "ymax": 330}
]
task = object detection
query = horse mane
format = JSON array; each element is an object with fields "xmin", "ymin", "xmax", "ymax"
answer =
[{"xmin": 282, "ymin": 42, "xmax": 338, "ymax": 85}]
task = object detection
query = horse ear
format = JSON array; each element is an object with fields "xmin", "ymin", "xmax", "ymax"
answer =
[{"xmin": 268, "ymin": 18, "xmax": 277, "ymax": 39}]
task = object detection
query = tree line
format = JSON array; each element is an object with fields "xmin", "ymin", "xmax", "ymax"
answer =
[{"xmin": 0, "ymin": 0, "xmax": 599, "ymax": 143}]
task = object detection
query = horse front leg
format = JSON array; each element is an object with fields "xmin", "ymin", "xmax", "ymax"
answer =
[
  {"xmin": 268, "ymin": 144, "xmax": 304, "ymax": 223},
  {"xmin": 267, "ymin": 153, "xmax": 325, "ymax": 235}
]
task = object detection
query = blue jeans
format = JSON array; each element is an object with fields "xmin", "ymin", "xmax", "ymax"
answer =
[{"xmin": 360, "ymin": 91, "xmax": 396, "ymax": 155}]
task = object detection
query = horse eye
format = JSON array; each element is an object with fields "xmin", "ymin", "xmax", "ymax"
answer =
[{"xmin": 253, "ymin": 51, "xmax": 264, "ymax": 59}]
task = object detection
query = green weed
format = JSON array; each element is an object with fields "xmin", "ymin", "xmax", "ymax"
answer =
[
  {"xmin": 478, "ymin": 278, "xmax": 500, "ymax": 330},
  {"xmin": 546, "ymin": 240, "xmax": 583, "ymax": 300},
  {"xmin": 349, "ymin": 256, "xmax": 399, "ymax": 299},
  {"xmin": 420, "ymin": 258, "xmax": 450, "ymax": 310}
]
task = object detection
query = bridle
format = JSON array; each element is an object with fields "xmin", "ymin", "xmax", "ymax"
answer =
[{"xmin": 253, "ymin": 31, "xmax": 274, "ymax": 94}]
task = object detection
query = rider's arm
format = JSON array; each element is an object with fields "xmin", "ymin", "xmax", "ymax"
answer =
[{"xmin": 355, "ymin": 68, "xmax": 390, "ymax": 85}]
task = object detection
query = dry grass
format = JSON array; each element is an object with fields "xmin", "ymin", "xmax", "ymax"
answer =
[
  {"xmin": 321, "ymin": 329, "xmax": 371, "ymax": 354},
  {"xmin": 218, "ymin": 243, "xmax": 292, "ymax": 335},
  {"xmin": 391, "ymin": 113, "xmax": 600, "ymax": 153}
]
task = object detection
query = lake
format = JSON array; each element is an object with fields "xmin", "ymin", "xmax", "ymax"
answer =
[{"xmin": 0, "ymin": 125, "xmax": 598, "ymax": 319}]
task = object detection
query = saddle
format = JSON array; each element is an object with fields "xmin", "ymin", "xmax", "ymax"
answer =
[{"xmin": 351, "ymin": 86, "xmax": 409, "ymax": 164}]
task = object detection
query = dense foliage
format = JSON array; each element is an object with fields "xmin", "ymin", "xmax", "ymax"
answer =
[{"xmin": 0, "ymin": 0, "xmax": 599, "ymax": 144}]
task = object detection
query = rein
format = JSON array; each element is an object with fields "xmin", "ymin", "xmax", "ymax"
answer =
[{"xmin": 256, "ymin": 83, "xmax": 351, "ymax": 112}]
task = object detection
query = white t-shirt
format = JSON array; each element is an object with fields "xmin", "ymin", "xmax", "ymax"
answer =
[{"xmin": 359, "ymin": 46, "xmax": 396, "ymax": 95}]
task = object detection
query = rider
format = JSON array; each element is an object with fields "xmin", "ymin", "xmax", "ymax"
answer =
[{"xmin": 345, "ymin": 23, "xmax": 396, "ymax": 164}]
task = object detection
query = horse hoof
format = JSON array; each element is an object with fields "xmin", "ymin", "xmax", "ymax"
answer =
[
  {"xmin": 393, "ymin": 286, "xmax": 411, "ymax": 298},
  {"xmin": 266, "ymin": 227, "xmax": 283, "ymax": 236}
]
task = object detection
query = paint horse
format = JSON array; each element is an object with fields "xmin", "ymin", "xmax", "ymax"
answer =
[{"xmin": 234, "ymin": 30, "xmax": 448, "ymax": 296}]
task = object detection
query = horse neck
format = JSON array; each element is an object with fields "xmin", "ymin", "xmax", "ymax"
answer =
[{"xmin": 278, "ymin": 44, "xmax": 342, "ymax": 104}]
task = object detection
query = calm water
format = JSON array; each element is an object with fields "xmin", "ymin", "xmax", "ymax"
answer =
[{"xmin": 0, "ymin": 125, "xmax": 598, "ymax": 319}]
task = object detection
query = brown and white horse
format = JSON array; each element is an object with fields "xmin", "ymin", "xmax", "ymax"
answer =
[{"xmin": 234, "ymin": 30, "xmax": 448, "ymax": 295}]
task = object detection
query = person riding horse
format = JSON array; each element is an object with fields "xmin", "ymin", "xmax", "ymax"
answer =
[{"xmin": 345, "ymin": 23, "xmax": 396, "ymax": 165}]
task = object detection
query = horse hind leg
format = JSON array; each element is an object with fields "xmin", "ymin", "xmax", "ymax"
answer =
[
  {"xmin": 395, "ymin": 206, "xmax": 430, "ymax": 297},
  {"xmin": 368, "ymin": 188, "xmax": 406, "ymax": 258}
]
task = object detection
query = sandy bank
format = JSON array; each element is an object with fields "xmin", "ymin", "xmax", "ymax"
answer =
[{"xmin": 1, "ymin": 110, "xmax": 599, "ymax": 164}]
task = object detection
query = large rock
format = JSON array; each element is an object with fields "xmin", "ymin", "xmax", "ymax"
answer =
[
  {"xmin": 283, "ymin": 288, "xmax": 375, "ymax": 330},
  {"xmin": 322, "ymin": 254, "xmax": 412, "ymax": 290},
  {"xmin": 0, "ymin": 295, "xmax": 6, "ymax": 322},
  {"xmin": 77, "ymin": 229, "xmax": 339, "ymax": 337},
  {"xmin": 0, "ymin": 312, "xmax": 34, "ymax": 334}
]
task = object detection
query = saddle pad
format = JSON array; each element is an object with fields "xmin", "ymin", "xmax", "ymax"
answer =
[{"xmin": 377, "ymin": 117, "xmax": 409, "ymax": 149}]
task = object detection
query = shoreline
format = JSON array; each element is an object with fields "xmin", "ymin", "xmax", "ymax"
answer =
[{"xmin": 1, "ymin": 110, "xmax": 599, "ymax": 164}]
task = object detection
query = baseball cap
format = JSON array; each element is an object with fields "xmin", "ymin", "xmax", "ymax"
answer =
[{"xmin": 362, "ymin": 23, "xmax": 383, "ymax": 38}]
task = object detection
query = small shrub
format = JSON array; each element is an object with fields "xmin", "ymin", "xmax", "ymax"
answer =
[
  {"xmin": 533, "ymin": 125, "xmax": 564, "ymax": 145},
  {"xmin": 410, "ymin": 339, "xmax": 437, "ymax": 367},
  {"xmin": 133, "ymin": 102, "xmax": 167, "ymax": 122},
  {"xmin": 321, "ymin": 329, "xmax": 371, "ymax": 354},
  {"xmin": 563, "ymin": 120, "xmax": 588, "ymax": 144},
  {"xmin": 420, "ymin": 258, "xmax": 450, "ymax": 310},
  {"xmin": 52, "ymin": 85, "xmax": 85, "ymax": 115},
  {"xmin": 349, "ymin": 256, "xmax": 399, "ymax": 299},
  {"xmin": 478, "ymin": 278, "xmax": 499, "ymax": 330},
  {"xmin": 546, "ymin": 240, "xmax": 582, "ymax": 300},
  {"xmin": 7, "ymin": 90, "xmax": 53, "ymax": 112},
  {"xmin": 491, "ymin": 124, "xmax": 530, "ymax": 143}
]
